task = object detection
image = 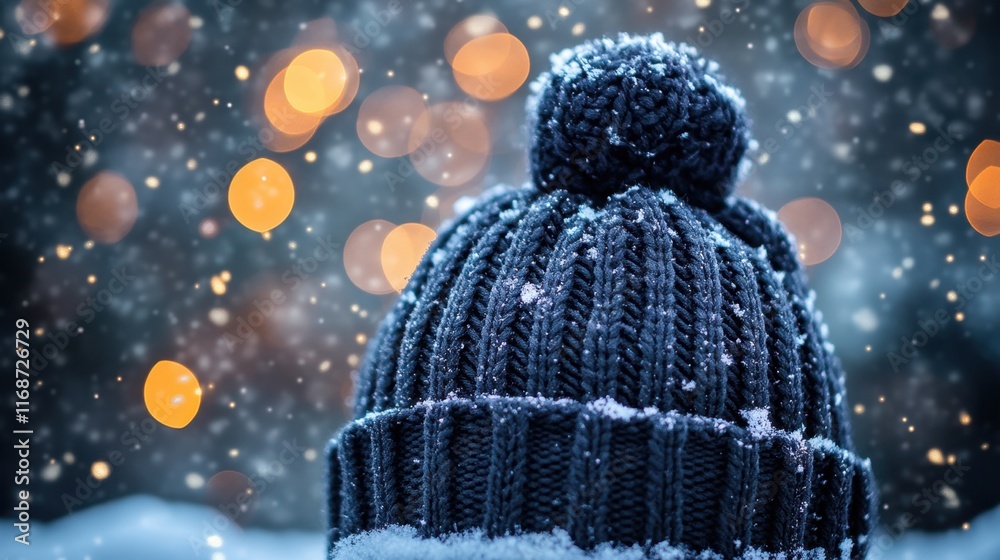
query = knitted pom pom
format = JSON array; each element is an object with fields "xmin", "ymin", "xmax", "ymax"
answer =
[{"xmin": 528, "ymin": 34, "xmax": 751, "ymax": 208}]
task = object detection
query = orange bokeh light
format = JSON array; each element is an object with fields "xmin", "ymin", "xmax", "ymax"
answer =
[
  {"xmin": 131, "ymin": 2, "xmax": 192, "ymax": 66},
  {"xmin": 319, "ymin": 44, "xmax": 360, "ymax": 116},
  {"xmin": 794, "ymin": 1, "xmax": 869, "ymax": 69},
  {"xmin": 228, "ymin": 158, "xmax": 295, "ymax": 232},
  {"xmin": 264, "ymin": 68, "xmax": 324, "ymax": 136},
  {"xmin": 969, "ymin": 167, "xmax": 1000, "ymax": 209},
  {"xmin": 966, "ymin": 139, "xmax": 1000, "ymax": 187},
  {"xmin": 381, "ymin": 223, "xmax": 437, "ymax": 292},
  {"xmin": 409, "ymin": 102, "xmax": 491, "ymax": 187},
  {"xmin": 443, "ymin": 15, "xmax": 508, "ymax": 64},
  {"xmin": 344, "ymin": 220, "xmax": 397, "ymax": 295},
  {"xmin": 144, "ymin": 360, "xmax": 202, "ymax": 429},
  {"xmin": 857, "ymin": 0, "xmax": 909, "ymax": 17},
  {"xmin": 452, "ymin": 33, "xmax": 530, "ymax": 101},
  {"xmin": 777, "ymin": 197, "xmax": 843, "ymax": 266},
  {"xmin": 262, "ymin": 127, "xmax": 318, "ymax": 153},
  {"xmin": 357, "ymin": 86, "xmax": 431, "ymax": 158},
  {"xmin": 965, "ymin": 190, "xmax": 1000, "ymax": 237},
  {"xmin": 18, "ymin": 0, "xmax": 110, "ymax": 46},
  {"xmin": 283, "ymin": 49, "xmax": 347, "ymax": 114},
  {"xmin": 76, "ymin": 171, "xmax": 138, "ymax": 244}
]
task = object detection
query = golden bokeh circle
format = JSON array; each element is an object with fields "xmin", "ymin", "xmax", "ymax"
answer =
[
  {"xmin": 144, "ymin": 360, "xmax": 202, "ymax": 429},
  {"xmin": 228, "ymin": 158, "xmax": 295, "ymax": 233},
  {"xmin": 381, "ymin": 223, "xmax": 437, "ymax": 292},
  {"xmin": 794, "ymin": 2, "xmax": 869, "ymax": 70},
  {"xmin": 357, "ymin": 86, "xmax": 431, "ymax": 158},
  {"xmin": 409, "ymin": 102, "xmax": 491, "ymax": 187},
  {"xmin": 76, "ymin": 171, "xmax": 139, "ymax": 244},
  {"xmin": 283, "ymin": 49, "xmax": 347, "ymax": 115},
  {"xmin": 965, "ymin": 190, "xmax": 1000, "ymax": 237},
  {"xmin": 777, "ymin": 197, "xmax": 843, "ymax": 266},
  {"xmin": 131, "ymin": 2, "xmax": 192, "ymax": 66},
  {"xmin": 452, "ymin": 33, "xmax": 530, "ymax": 101},
  {"xmin": 444, "ymin": 15, "xmax": 508, "ymax": 64},
  {"xmin": 344, "ymin": 220, "xmax": 397, "ymax": 295},
  {"xmin": 857, "ymin": 0, "xmax": 909, "ymax": 17}
]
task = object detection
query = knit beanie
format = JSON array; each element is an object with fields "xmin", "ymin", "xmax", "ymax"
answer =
[{"xmin": 328, "ymin": 34, "xmax": 877, "ymax": 560}]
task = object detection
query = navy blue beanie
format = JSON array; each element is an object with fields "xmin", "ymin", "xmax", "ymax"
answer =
[{"xmin": 328, "ymin": 34, "xmax": 877, "ymax": 560}]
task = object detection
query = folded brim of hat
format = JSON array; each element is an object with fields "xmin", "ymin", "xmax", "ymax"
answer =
[{"xmin": 327, "ymin": 396, "xmax": 876, "ymax": 559}]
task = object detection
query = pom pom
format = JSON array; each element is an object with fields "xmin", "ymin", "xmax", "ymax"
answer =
[{"xmin": 528, "ymin": 34, "xmax": 751, "ymax": 208}]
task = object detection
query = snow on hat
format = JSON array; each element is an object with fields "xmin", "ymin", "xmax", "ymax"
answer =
[{"xmin": 328, "ymin": 33, "xmax": 877, "ymax": 560}]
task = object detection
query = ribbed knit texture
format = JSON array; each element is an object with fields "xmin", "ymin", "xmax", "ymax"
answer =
[{"xmin": 328, "ymin": 34, "xmax": 877, "ymax": 560}]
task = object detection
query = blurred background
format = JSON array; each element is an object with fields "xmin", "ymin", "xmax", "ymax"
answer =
[{"xmin": 1, "ymin": 0, "xmax": 998, "ymax": 558}]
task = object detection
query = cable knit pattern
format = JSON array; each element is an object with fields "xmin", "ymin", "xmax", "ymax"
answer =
[{"xmin": 330, "ymin": 34, "xmax": 876, "ymax": 560}]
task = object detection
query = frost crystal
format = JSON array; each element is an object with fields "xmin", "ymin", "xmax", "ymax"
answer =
[
  {"xmin": 520, "ymin": 283, "xmax": 541, "ymax": 304},
  {"xmin": 740, "ymin": 408, "xmax": 773, "ymax": 439}
]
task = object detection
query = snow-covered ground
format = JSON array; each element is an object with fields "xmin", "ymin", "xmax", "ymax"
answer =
[
  {"xmin": 3, "ymin": 496, "xmax": 998, "ymax": 559},
  {"xmin": 3, "ymin": 495, "xmax": 323, "ymax": 559}
]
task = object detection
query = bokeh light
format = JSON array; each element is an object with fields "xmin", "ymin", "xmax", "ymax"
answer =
[
  {"xmin": 969, "ymin": 167, "xmax": 1000, "ymax": 209},
  {"xmin": 206, "ymin": 470, "xmax": 258, "ymax": 523},
  {"xmin": 91, "ymin": 460, "xmax": 111, "ymax": 480},
  {"xmin": 199, "ymin": 218, "xmax": 219, "ymax": 238},
  {"xmin": 409, "ymin": 102, "xmax": 491, "ymax": 187},
  {"xmin": 451, "ymin": 33, "xmax": 530, "ymax": 101},
  {"xmin": 318, "ymin": 44, "xmax": 360, "ymax": 116},
  {"xmin": 929, "ymin": 3, "xmax": 976, "ymax": 50},
  {"xmin": 777, "ymin": 197, "xmax": 843, "ymax": 266},
  {"xmin": 381, "ymin": 223, "xmax": 437, "ymax": 292},
  {"xmin": 357, "ymin": 86, "xmax": 430, "ymax": 158},
  {"xmin": 964, "ymin": 190, "xmax": 1000, "ymax": 237},
  {"xmin": 255, "ymin": 44, "xmax": 359, "ymax": 150},
  {"xmin": 264, "ymin": 68, "xmax": 324, "ymax": 136},
  {"xmin": 228, "ymin": 158, "xmax": 295, "ymax": 233},
  {"xmin": 131, "ymin": 2, "xmax": 192, "ymax": 66},
  {"xmin": 965, "ymin": 139, "xmax": 1000, "ymax": 187},
  {"xmin": 965, "ymin": 139, "xmax": 1000, "ymax": 235},
  {"xmin": 794, "ymin": 1, "xmax": 869, "ymax": 70},
  {"xmin": 76, "ymin": 171, "xmax": 138, "ymax": 244},
  {"xmin": 144, "ymin": 360, "xmax": 202, "ymax": 429},
  {"xmin": 856, "ymin": 0, "xmax": 909, "ymax": 17},
  {"xmin": 344, "ymin": 220, "xmax": 396, "ymax": 295},
  {"xmin": 262, "ymin": 129, "xmax": 318, "ymax": 153},
  {"xmin": 17, "ymin": 0, "xmax": 110, "ymax": 46},
  {"xmin": 443, "ymin": 15, "xmax": 508, "ymax": 63},
  {"xmin": 283, "ymin": 49, "xmax": 347, "ymax": 114}
]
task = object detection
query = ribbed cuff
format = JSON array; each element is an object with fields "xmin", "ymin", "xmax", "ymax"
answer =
[{"xmin": 327, "ymin": 396, "xmax": 876, "ymax": 559}]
